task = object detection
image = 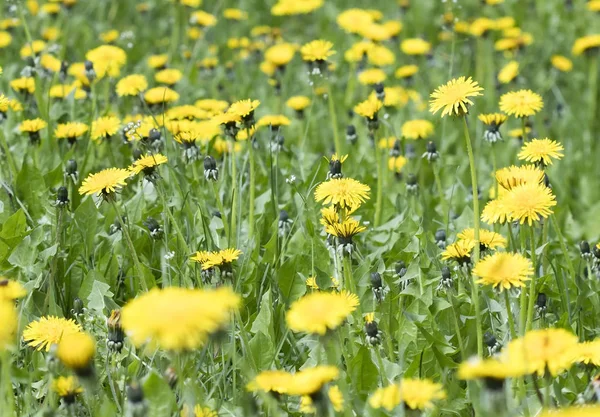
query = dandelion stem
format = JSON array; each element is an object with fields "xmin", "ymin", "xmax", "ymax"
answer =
[
  {"xmin": 211, "ymin": 182, "xmax": 231, "ymax": 246},
  {"xmin": 374, "ymin": 146, "xmax": 384, "ymax": 227},
  {"xmin": 110, "ymin": 200, "xmax": 149, "ymax": 292},
  {"xmin": 463, "ymin": 116, "xmax": 482, "ymax": 357},
  {"xmin": 327, "ymin": 86, "xmax": 342, "ymax": 155},
  {"xmin": 1, "ymin": 351, "xmax": 15, "ymax": 417},
  {"xmin": 504, "ymin": 290, "xmax": 517, "ymax": 340},
  {"xmin": 0, "ymin": 130, "xmax": 17, "ymax": 180},
  {"xmin": 550, "ymin": 214, "xmax": 576, "ymax": 279},
  {"xmin": 433, "ymin": 163, "xmax": 448, "ymax": 230},
  {"xmin": 248, "ymin": 135, "xmax": 256, "ymax": 243},
  {"xmin": 157, "ymin": 181, "xmax": 191, "ymax": 258},
  {"xmin": 525, "ymin": 226, "xmax": 538, "ymax": 331},
  {"xmin": 519, "ymin": 225, "xmax": 528, "ymax": 336},
  {"xmin": 448, "ymin": 292, "xmax": 466, "ymax": 359},
  {"xmin": 230, "ymin": 150, "xmax": 239, "ymax": 246}
]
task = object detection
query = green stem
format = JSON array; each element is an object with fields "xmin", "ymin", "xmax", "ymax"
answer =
[
  {"xmin": 504, "ymin": 290, "xmax": 517, "ymax": 340},
  {"xmin": 110, "ymin": 200, "xmax": 149, "ymax": 292},
  {"xmin": 519, "ymin": 225, "xmax": 528, "ymax": 336},
  {"xmin": 463, "ymin": 116, "xmax": 482, "ymax": 357},
  {"xmin": 374, "ymin": 147, "xmax": 384, "ymax": 227},
  {"xmin": 0, "ymin": 130, "xmax": 17, "ymax": 179},
  {"xmin": 448, "ymin": 292, "xmax": 466, "ymax": 360},
  {"xmin": 212, "ymin": 182, "xmax": 231, "ymax": 246},
  {"xmin": 550, "ymin": 214, "xmax": 576, "ymax": 278},
  {"xmin": 46, "ymin": 207, "xmax": 64, "ymax": 315},
  {"xmin": 327, "ymin": 86, "xmax": 342, "ymax": 155},
  {"xmin": 1, "ymin": 351, "xmax": 15, "ymax": 417},
  {"xmin": 248, "ymin": 141, "xmax": 256, "ymax": 243},
  {"xmin": 230, "ymin": 151, "xmax": 238, "ymax": 246},
  {"xmin": 157, "ymin": 181, "xmax": 190, "ymax": 257},
  {"xmin": 344, "ymin": 63, "xmax": 357, "ymax": 107},
  {"xmin": 433, "ymin": 163, "xmax": 448, "ymax": 230},
  {"xmin": 525, "ymin": 226, "xmax": 538, "ymax": 331},
  {"xmin": 521, "ymin": 117, "xmax": 528, "ymax": 142}
]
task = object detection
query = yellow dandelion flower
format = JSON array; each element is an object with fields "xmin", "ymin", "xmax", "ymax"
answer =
[
  {"xmin": 10, "ymin": 77, "xmax": 36, "ymax": 94},
  {"xmin": 91, "ymin": 116, "xmax": 121, "ymax": 141},
  {"xmin": 507, "ymin": 328, "xmax": 579, "ymax": 376},
  {"xmin": 52, "ymin": 376, "xmax": 83, "ymax": 400},
  {"xmin": 0, "ymin": 301, "xmax": 17, "ymax": 351},
  {"xmin": 388, "ymin": 155, "xmax": 407, "ymax": 173},
  {"xmin": 121, "ymin": 287, "xmax": 240, "ymax": 350},
  {"xmin": 457, "ymin": 228, "xmax": 507, "ymax": 250},
  {"xmin": 441, "ymin": 240, "xmax": 475, "ymax": 264},
  {"xmin": 502, "ymin": 183, "xmax": 557, "ymax": 225},
  {"xmin": 286, "ymin": 366, "xmax": 339, "ymax": 396},
  {"xmin": 325, "ymin": 218, "xmax": 366, "ymax": 238},
  {"xmin": 369, "ymin": 378, "xmax": 446, "ymax": 411},
  {"xmin": 155, "ymin": 68, "xmax": 183, "ymax": 86},
  {"xmin": 314, "ymin": 178, "xmax": 371, "ymax": 210},
  {"xmin": 395, "ymin": 64, "xmax": 418, "ymax": 79},
  {"xmin": 354, "ymin": 96, "xmax": 383, "ymax": 119},
  {"xmin": 300, "ymin": 385, "xmax": 344, "ymax": 413},
  {"xmin": 256, "ymin": 114, "xmax": 291, "ymax": 128},
  {"xmin": 286, "ymin": 291, "xmax": 359, "ymax": 335},
  {"xmin": 570, "ymin": 340, "xmax": 600, "ymax": 366},
  {"xmin": 286, "ymin": 95, "xmax": 311, "ymax": 111},
  {"xmin": 401, "ymin": 38, "xmax": 431, "ymax": 55},
  {"xmin": 479, "ymin": 113, "xmax": 507, "ymax": 127},
  {"xmin": 247, "ymin": 370, "xmax": 295, "ymax": 394},
  {"xmin": 306, "ymin": 276, "xmax": 319, "ymax": 290},
  {"xmin": 78, "ymin": 168, "xmax": 131, "ymax": 197},
  {"xmin": 499, "ymin": 89, "xmax": 543, "ymax": 118},
  {"xmin": 228, "ymin": 99, "xmax": 260, "ymax": 118},
  {"xmin": 429, "ymin": 76, "xmax": 483, "ymax": 117},
  {"xmin": 57, "ymin": 332, "xmax": 96, "ymax": 373},
  {"xmin": 337, "ymin": 9, "xmax": 374, "ymax": 34},
  {"xmin": 551, "ymin": 55, "xmax": 573, "ymax": 72},
  {"xmin": 129, "ymin": 154, "xmax": 168, "ymax": 175},
  {"xmin": 518, "ymin": 138, "xmax": 564, "ymax": 166},
  {"xmin": 300, "ymin": 40, "xmax": 335, "ymax": 62},
  {"xmin": 402, "ymin": 119, "xmax": 434, "ymax": 140},
  {"xmin": 495, "ymin": 165, "xmax": 545, "ymax": 191},
  {"xmin": 54, "ymin": 122, "xmax": 89, "ymax": 140},
  {"xmin": 144, "ymin": 87, "xmax": 180, "ymax": 105},
  {"xmin": 20, "ymin": 118, "xmax": 47, "ymax": 133},
  {"xmin": 473, "ymin": 252, "xmax": 533, "ymax": 290},
  {"xmin": 265, "ymin": 43, "xmax": 296, "ymax": 67},
  {"xmin": 23, "ymin": 316, "xmax": 82, "ymax": 351},
  {"xmin": 358, "ymin": 68, "xmax": 387, "ymax": 85},
  {"xmin": 498, "ymin": 60, "xmax": 519, "ymax": 84},
  {"xmin": 86, "ymin": 44, "xmax": 127, "ymax": 78},
  {"xmin": 458, "ymin": 357, "xmax": 527, "ymax": 381},
  {"xmin": 481, "ymin": 198, "xmax": 510, "ymax": 225},
  {"xmin": 539, "ymin": 406, "xmax": 600, "ymax": 417},
  {"xmin": 572, "ymin": 34, "xmax": 600, "ymax": 56},
  {"xmin": 0, "ymin": 279, "xmax": 26, "ymax": 300}
]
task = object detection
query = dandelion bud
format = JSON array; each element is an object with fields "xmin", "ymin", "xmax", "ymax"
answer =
[
  {"xmin": 370, "ymin": 272, "xmax": 384, "ymax": 302},
  {"xmin": 64, "ymin": 158, "xmax": 79, "ymax": 183},
  {"xmin": 438, "ymin": 266, "xmax": 453, "ymax": 290},
  {"xmin": 346, "ymin": 125, "xmax": 357, "ymax": 145},
  {"xmin": 54, "ymin": 186, "xmax": 69, "ymax": 207},
  {"xmin": 391, "ymin": 139, "xmax": 402, "ymax": 157},
  {"xmin": 132, "ymin": 148, "xmax": 143, "ymax": 160},
  {"xmin": 126, "ymin": 382, "xmax": 148, "ymax": 417},
  {"xmin": 364, "ymin": 314, "xmax": 382, "ymax": 346},
  {"xmin": 278, "ymin": 209, "xmax": 292, "ymax": 236},
  {"xmin": 60, "ymin": 61, "xmax": 69, "ymax": 81},
  {"xmin": 328, "ymin": 159, "xmax": 343, "ymax": 179},
  {"xmin": 147, "ymin": 128, "xmax": 162, "ymax": 150},
  {"xmin": 143, "ymin": 217, "xmax": 163, "ymax": 239},
  {"xmin": 406, "ymin": 173, "xmax": 418, "ymax": 194},
  {"xmin": 581, "ymin": 240, "xmax": 592, "ymax": 258},
  {"xmin": 484, "ymin": 331, "xmax": 501, "ymax": 354},
  {"xmin": 164, "ymin": 367, "xmax": 178, "ymax": 389},
  {"xmin": 84, "ymin": 60, "xmax": 96, "ymax": 82},
  {"xmin": 435, "ymin": 229, "xmax": 446, "ymax": 248},
  {"xmin": 374, "ymin": 83, "xmax": 385, "ymax": 101},
  {"xmin": 405, "ymin": 143, "xmax": 416, "ymax": 159},
  {"xmin": 422, "ymin": 141, "xmax": 439, "ymax": 162},
  {"xmin": 73, "ymin": 297, "xmax": 84, "ymax": 316},
  {"xmin": 271, "ymin": 132, "xmax": 284, "ymax": 152},
  {"xmin": 536, "ymin": 293, "xmax": 547, "ymax": 310},
  {"xmin": 107, "ymin": 310, "xmax": 125, "ymax": 353},
  {"xmin": 203, "ymin": 155, "xmax": 219, "ymax": 181}
]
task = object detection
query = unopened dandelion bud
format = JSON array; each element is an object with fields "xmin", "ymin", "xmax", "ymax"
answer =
[
  {"xmin": 164, "ymin": 367, "xmax": 178, "ymax": 389},
  {"xmin": 328, "ymin": 159, "xmax": 343, "ymax": 179},
  {"xmin": 406, "ymin": 173, "xmax": 418, "ymax": 194},
  {"xmin": 422, "ymin": 141, "xmax": 439, "ymax": 162},
  {"xmin": 56, "ymin": 186, "xmax": 69, "ymax": 207},
  {"xmin": 278, "ymin": 210, "xmax": 292, "ymax": 236},
  {"xmin": 405, "ymin": 143, "xmax": 416, "ymax": 159},
  {"xmin": 84, "ymin": 60, "xmax": 96, "ymax": 82},
  {"xmin": 143, "ymin": 217, "xmax": 163, "ymax": 239},
  {"xmin": 581, "ymin": 240, "xmax": 592, "ymax": 259},
  {"xmin": 370, "ymin": 272, "xmax": 384, "ymax": 302},
  {"xmin": 439, "ymin": 266, "xmax": 453, "ymax": 289},
  {"xmin": 374, "ymin": 83, "xmax": 385, "ymax": 101},
  {"xmin": 536, "ymin": 292, "xmax": 547, "ymax": 310},
  {"xmin": 346, "ymin": 125, "xmax": 357, "ymax": 144},
  {"xmin": 203, "ymin": 155, "xmax": 219, "ymax": 181},
  {"xmin": 126, "ymin": 382, "xmax": 148, "ymax": 417},
  {"xmin": 435, "ymin": 229, "xmax": 446, "ymax": 248}
]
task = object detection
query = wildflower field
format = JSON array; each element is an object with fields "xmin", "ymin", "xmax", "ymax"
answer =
[{"xmin": 3, "ymin": 0, "xmax": 600, "ymax": 416}]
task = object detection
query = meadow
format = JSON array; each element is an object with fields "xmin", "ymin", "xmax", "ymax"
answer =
[{"xmin": 1, "ymin": 0, "xmax": 600, "ymax": 416}]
